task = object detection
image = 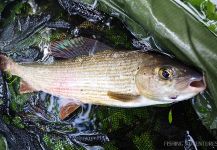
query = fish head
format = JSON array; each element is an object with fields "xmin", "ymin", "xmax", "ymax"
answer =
[{"xmin": 135, "ymin": 54, "xmax": 206, "ymax": 102}]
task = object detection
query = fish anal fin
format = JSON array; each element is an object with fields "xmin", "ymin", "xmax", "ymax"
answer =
[
  {"xmin": 19, "ymin": 80, "xmax": 36, "ymax": 94},
  {"xmin": 59, "ymin": 103, "xmax": 80, "ymax": 120},
  {"xmin": 107, "ymin": 91, "xmax": 138, "ymax": 102},
  {"xmin": 50, "ymin": 37, "xmax": 111, "ymax": 58}
]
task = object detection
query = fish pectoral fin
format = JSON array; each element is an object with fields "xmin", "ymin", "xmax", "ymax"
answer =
[
  {"xmin": 50, "ymin": 37, "xmax": 111, "ymax": 58},
  {"xmin": 59, "ymin": 103, "xmax": 80, "ymax": 120},
  {"xmin": 107, "ymin": 91, "xmax": 139, "ymax": 102},
  {"xmin": 19, "ymin": 79, "xmax": 37, "ymax": 94}
]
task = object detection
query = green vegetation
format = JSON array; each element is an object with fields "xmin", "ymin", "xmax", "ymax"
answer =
[
  {"xmin": 4, "ymin": 73, "xmax": 30, "ymax": 130},
  {"xmin": 133, "ymin": 132, "xmax": 154, "ymax": 150},
  {"xmin": 95, "ymin": 107, "xmax": 156, "ymax": 149},
  {"xmin": 12, "ymin": 116, "xmax": 25, "ymax": 129},
  {"xmin": 43, "ymin": 134, "xmax": 84, "ymax": 150},
  {"xmin": 184, "ymin": 0, "xmax": 217, "ymax": 33},
  {"xmin": 0, "ymin": 1, "xmax": 32, "ymax": 27},
  {"xmin": 2, "ymin": 114, "xmax": 25, "ymax": 129},
  {"xmin": 78, "ymin": 21, "xmax": 133, "ymax": 49},
  {"xmin": 103, "ymin": 141, "xmax": 118, "ymax": 150},
  {"xmin": 6, "ymin": 73, "xmax": 30, "ymax": 112}
]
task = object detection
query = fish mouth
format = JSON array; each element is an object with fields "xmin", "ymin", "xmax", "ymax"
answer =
[
  {"xmin": 169, "ymin": 75, "xmax": 206, "ymax": 101},
  {"xmin": 188, "ymin": 76, "xmax": 206, "ymax": 92}
]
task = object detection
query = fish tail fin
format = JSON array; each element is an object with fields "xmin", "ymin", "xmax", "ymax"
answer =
[{"xmin": 0, "ymin": 55, "xmax": 14, "ymax": 72}]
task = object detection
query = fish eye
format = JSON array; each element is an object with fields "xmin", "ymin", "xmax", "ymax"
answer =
[{"xmin": 159, "ymin": 67, "xmax": 173, "ymax": 80}]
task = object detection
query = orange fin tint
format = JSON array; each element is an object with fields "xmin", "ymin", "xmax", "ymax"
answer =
[
  {"xmin": 59, "ymin": 103, "xmax": 80, "ymax": 120},
  {"xmin": 19, "ymin": 79, "xmax": 36, "ymax": 94}
]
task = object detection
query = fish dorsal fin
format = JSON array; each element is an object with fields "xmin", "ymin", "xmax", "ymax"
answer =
[
  {"xmin": 19, "ymin": 79, "xmax": 37, "ymax": 94},
  {"xmin": 59, "ymin": 103, "xmax": 80, "ymax": 120},
  {"xmin": 107, "ymin": 91, "xmax": 139, "ymax": 102},
  {"xmin": 50, "ymin": 37, "xmax": 111, "ymax": 58}
]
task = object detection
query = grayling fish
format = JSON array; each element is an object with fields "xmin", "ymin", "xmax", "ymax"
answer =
[{"xmin": 0, "ymin": 37, "xmax": 206, "ymax": 119}]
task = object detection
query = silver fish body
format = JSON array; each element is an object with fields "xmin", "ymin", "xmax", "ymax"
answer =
[{"xmin": 0, "ymin": 49, "xmax": 206, "ymax": 107}]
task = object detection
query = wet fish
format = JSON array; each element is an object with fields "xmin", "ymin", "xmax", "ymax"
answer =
[{"xmin": 0, "ymin": 37, "xmax": 206, "ymax": 119}]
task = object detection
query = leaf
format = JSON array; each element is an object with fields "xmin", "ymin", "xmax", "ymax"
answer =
[
  {"xmin": 203, "ymin": 1, "xmax": 217, "ymax": 20},
  {"xmin": 183, "ymin": 0, "xmax": 217, "ymax": 33},
  {"xmin": 0, "ymin": 135, "xmax": 7, "ymax": 150},
  {"xmin": 168, "ymin": 109, "xmax": 173, "ymax": 124}
]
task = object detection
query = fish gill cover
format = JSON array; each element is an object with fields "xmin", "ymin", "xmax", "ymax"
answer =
[{"xmin": 0, "ymin": 0, "xmax": 216, "ymax": 150}]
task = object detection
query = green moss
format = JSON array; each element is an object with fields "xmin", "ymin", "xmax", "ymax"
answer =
[
  {"xmin": 43, "ymin": 134, "xmax": 82, "ymax": 150},
  {"xmin": 1, "ymin": 1, "xmax": 32, "ymax": 27},
  {"xmin": 43, "ymin": 134, "xmax": 53, "ymax": 148},
  {"xmin": 97, "ymin": 107, "xmax": 150, "ymax": 133},
  {"xmin": 98, "ymin": 108, "xmax": 125, "ymax": 131},
  {"xmin": 78, "ymin": 21, "xmax": 133, "ymax": 49},
  {"xmin": 54, "ymin": 140, "xmax": 64, "ymax": 150},
  {"xmin": 2, "ymin": 114, "xmax": 25, "ymax": 129},
  {"xmin": 95, "ymin": 106, "xmax": 161, "ymax": 149},
  {"xmin": 133, "ymin": 132, "xmax": 154, "ymax": 150},
  {"xmin": 103, "ymin": 141, "xmax": 118, "ymax": 150},
  {"xmin": 9, "ymin": 87, "xmax": 30, "ymax": 112},
  {"xmin": 12, "ymin": 2, "xmax": 32, "ymax": 16},
  {"xmin": 2, "ymin": 115, "xmax": 11, "ymax": 125},
  {"xmin": 104, "ymin": 28, "xmax": 132, "ymax": 49},
  {"xmin": 4, "ymin": 73, "xmax": 31, "ymax": 112},
  {"xmin": 12, "ymin": 116, "xmax": 25, "ymax": 129}
]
